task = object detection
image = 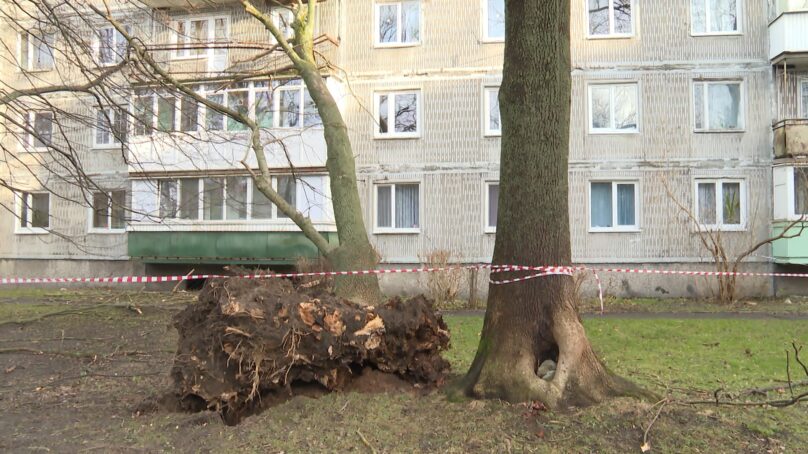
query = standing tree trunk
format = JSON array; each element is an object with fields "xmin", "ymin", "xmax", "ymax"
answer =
[{"xmin": 456, "ymin": 1, "xmax": 648, "ymax": 408}]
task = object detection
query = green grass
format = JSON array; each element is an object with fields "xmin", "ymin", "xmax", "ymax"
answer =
[{"xmin": 444, "ymin": 315, "xmax": 808, "ymax": 391}]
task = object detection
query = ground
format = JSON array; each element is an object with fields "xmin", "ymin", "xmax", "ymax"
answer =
[{"xmin": 1, "ymin": 288, "xmax": 806, "ymax": 453}]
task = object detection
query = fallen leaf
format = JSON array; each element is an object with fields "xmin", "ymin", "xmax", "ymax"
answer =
[{"xmin": 5, "ymin": 365, "xmax": 16, "ymax": 374}]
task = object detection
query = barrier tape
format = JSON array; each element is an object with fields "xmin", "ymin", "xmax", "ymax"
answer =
[{"xmin": 3, "ymin": 264, "xmax": 806, "ymax": 314}]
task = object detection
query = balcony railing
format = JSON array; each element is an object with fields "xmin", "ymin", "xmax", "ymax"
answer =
[
  {"xmin": 774, "ymin": 119, "xmax": 808, "ymax": 158},
  {"xmin": 770, "ymin": 10, "xmax": 808, "ymax": 63}
]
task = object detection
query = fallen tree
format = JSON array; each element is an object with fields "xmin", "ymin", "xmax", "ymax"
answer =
[{"xmin": 170, "ymin": 278, "xmax": 450, "ymax": 424}]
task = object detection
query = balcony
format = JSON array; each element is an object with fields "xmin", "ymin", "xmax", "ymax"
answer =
[
  {"xmin": 128, "ymin": 231, "xmax": 338, "ymax": 265},
  {"xmin": 774, "ymin": 120, "xmax": 808, "ymax": 158},
  {"xmin": 142, "ymin": 0, "xmax": 237, "ymax": 8},
  {"xmin": 772, "ymin": 222, "xmax": 808, "ymax": 264},
  {"xmin": 770, "ymin": 9, "xmax": 808, "ymax": 64}
]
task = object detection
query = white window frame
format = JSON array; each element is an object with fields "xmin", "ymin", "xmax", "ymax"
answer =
[
  {"xmin": 15, "ymin": 191, "xmax": 50, "ymax": 234},
  {"xmin": 171, "ymin": 16, "xmax": 230, "ymax": 69},
  {"xmin": 690, "ymin": 0, "xmax": 742, "ymax": 36},
  {"xmin": 799, "ymin": 78, "xmax": 808, "ymax": 118},
  {"xmin": 692, "ymin": 79, "xmax": 745, "ymax": 132},
  {"xmin": 787, "ymin": 167, "xmax": 808, "ymax": 220},
  {"xmin": 484, "ymin": 180, "xmax": 499, "ymax": 233},
  {"xmin": 693, "ymin": 178, "xmax": 747, "ymax": 231},
  {"xmin": 268, "ymin": 7, "xmax": 295, "ymax": 44},
  {"xmin": 483, "ymin": 85, "xmax": 501, "ymax": 137},
  {"xmin": 88, "ymin": 190, "xmax": 127, "ymax": 234},
  {"xmin": 93, "ymin": 26, "xmax": 128, "ymax": 66},
  {"xmin": 23, "ymin": 111, "xmax": 53, "ymax": 152},
  {"xmin": 133, "ymin": 80, "xmax": 322, "ymax": 137},
  {"xmin": 93, "ymin": 107, "xmax": 126, "ymax": 148},
  {"xmin": 374, "ymin": 1, "xmax": 421, "ymax": 48},
  {"xmin": 587, "ymin": 82, "xmax": 640, "ymax": 134},
  {"xmin": 149, "ymin": 175, "xmax": 330, "ymax": 224},
  {"xmin": 17, "ymin": 31, "xmax": 55, "ymax": 72},
  {"xmin": 585, "ymin": 0, "xmax": 635, "ymax": 39},
  {"xmin": 588, "ymin": 180, "xmax": 641, "ymax": 233},
  {"xmin": 373, "ymin": 181, "xmax": 421, "ymax": 234},
  {"xmin": 481, "ymin": 0, "xmax": 505, "ymax": 42},
  {"xmin": 373, "ymin": 90, "xmax": 421, "ymax": 139}
]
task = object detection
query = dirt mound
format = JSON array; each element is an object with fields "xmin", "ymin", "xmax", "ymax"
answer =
[{"xmin": 170, "ymin": 278, "xmax": 450, "ymax": 424}]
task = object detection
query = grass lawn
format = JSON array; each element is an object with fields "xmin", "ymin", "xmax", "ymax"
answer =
[{"xmin": 0, "ymin": 291, "xmax": 806, "ymax": 452}]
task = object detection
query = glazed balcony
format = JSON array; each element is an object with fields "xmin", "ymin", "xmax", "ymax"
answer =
[{"xmin": 770, "ymin": 7, "xmax": 808, "ymax": 65}]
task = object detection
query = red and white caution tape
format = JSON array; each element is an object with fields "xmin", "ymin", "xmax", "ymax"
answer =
[{"xmin": 4, "ymin": 264, "xmax": 808, "ymax": 314}]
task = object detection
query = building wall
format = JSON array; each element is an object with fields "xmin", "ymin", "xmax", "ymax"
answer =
[{"xmin": 0, "ymin": 0, "xmax": 789, "ymax": 297}]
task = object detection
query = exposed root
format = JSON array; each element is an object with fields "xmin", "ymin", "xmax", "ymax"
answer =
[{"xmin": 170, "ymin": 278, "xmax": 450, "ymax": 424}]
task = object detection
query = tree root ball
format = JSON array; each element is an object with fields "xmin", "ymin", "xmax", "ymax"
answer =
[{"xmin": 170, "ymin": 278, "xmax": 451, "ymax": 422}]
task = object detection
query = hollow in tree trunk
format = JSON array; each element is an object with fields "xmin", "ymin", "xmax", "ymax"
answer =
[{"xmin": 457, "ymin": 0, "xmax": 650, "ymax": 408}]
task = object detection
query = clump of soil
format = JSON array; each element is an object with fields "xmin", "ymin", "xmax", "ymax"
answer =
[{"xmin": 170, "ymin": 278, "xmax": 450, "ymax": 424}]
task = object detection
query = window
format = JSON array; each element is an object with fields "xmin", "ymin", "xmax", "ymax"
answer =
[
  {"xmin": 159, "ymin": 180, "xmax": 178, "ymax": 219},
  {"xmin": 17, "ymin": 192, "xmax": 50, "ymax": 231},
  {"xmin": 793, "ymin": 168, "xmax": 808, "ymax": 217},
  {"xmin": 131, "ymin": 80, "xmax": 321, "ymax": 137},
  {"xmin": 375, "ymin": 1, "xmax": 420, "ymax": 46},
  {"xmin": 485, "ymin": 182, "xmax": 499, "ymax": 232},
  {"xmin": 273, "ymin": 80, "xmax": 321, "ymax": 128},
  {"xmin": 19, "ymin": 32, "xmax": 55, "ymax": 71},
  {"xmin": 588, "ymin": 83, "xmax": 639, "ymax": 133},
  {"xmin": 96, "ymin": 26, "xmax": 128, "ymax": 65},
  {"xmin": 484, "ymin": 86, "xmax": 501, "ymax": 136},
  {"xmin": 226, "ymin": 177, "xmax": 249, "ymax": 220},
  {"xmin": 800, "ymin": 79, "xmax": 808, "ymax": 118},
  {"xmin": 24, "ymin": 112, "xmax": 53, "ymax": 149},
  {"xmin": 157, "ymin": 95, "xmax": 177, "ymax": 133},
  {"xmin": 179, "ymin": 95, "xmax": 199, "ymax": 132},
  {"xmin": 691, "ymin": 0, "xmax": 739, "ymax": 35},
  {"xmin": 178, "ymin": 179, "xmax": 200, "ymax": 220},
  {"xmin": 693, "ymin": 80, "xmax": 743, "ymax": 131},
  {"xmin": 94, "ymin": 107, "xmax": 127, "ymax": 147},
  {"xmin": 172, "ymin": 16, "xmax": 229, "ymax": 71},
  {"xmin": 203, "ymin": 178, "xmax": 225, "ymax": 220},
  {"xmin": 375, "ymin": 183, "xmax": 420, "ymax": 232},
  {"xmin": 91, "ymin": 191, "xmax": 126, "ymax": 231},
  {"xmin": 695, "ymin": 179, "xmax": 745, "ymax": 229},
  {"xmin": 150, "ymin": 175, "xmax": 323, "ymax": 222},
  {"xmin": 589, "ymin": 181, "xmax": 638, "ymax": 231},
  {"xmin": 133, "ymin": 90, "xmax": 155, "ymax": 136},
  {"xmin": 484, "ymin": 0, "xmax": 505, "ymax": 41},
  {"xmin": 375, "ymin": 90, "xmax": 420, "ymax": 138},
  {"xmin": 587, "ymin": 0, "xmax": 633, "ymax": 37},
  {"xmin": 269, "ymin": 8, "xmax": 295, "ymax": 42}
]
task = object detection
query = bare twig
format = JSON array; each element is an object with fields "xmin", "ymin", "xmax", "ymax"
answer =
[
  {"xmin": 787, "ymin": 350, "xmax": 794, "ymax": 398},
  {"xmin": 794, "ymin": 342, "xmax": 808, "ymax": 378},
  {"xmin": 642, "ymin": 399, "xmax": 669, "ymax": 452},
  {"xmin": 356, "ymin": 430, "xmax": 377, "ymax": 454}
]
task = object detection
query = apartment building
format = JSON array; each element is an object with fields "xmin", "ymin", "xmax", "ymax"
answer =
[{"xmin": 1, "ymin": 0, "xmax": 807, "ymax": 298}]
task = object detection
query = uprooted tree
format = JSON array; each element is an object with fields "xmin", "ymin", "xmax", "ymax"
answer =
[
  {"xmin": 455, "ymin": 1, "xmax": 650, "ymax": 408},
  {"xmin": 1, "ymin": 0, "xmax": 380, "ymax": 303},
  {"xmin": 1, "ymin": 0, "xmax": 451, "ymax": 420}
]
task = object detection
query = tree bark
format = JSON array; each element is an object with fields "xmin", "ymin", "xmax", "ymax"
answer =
[
  {"xmin": 456, "ymin": 0, "xmax": 650, "ymax": 408},
  {"xmin": 242, "ymin": 1, "xmax": 382, "ymax": 304}
]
